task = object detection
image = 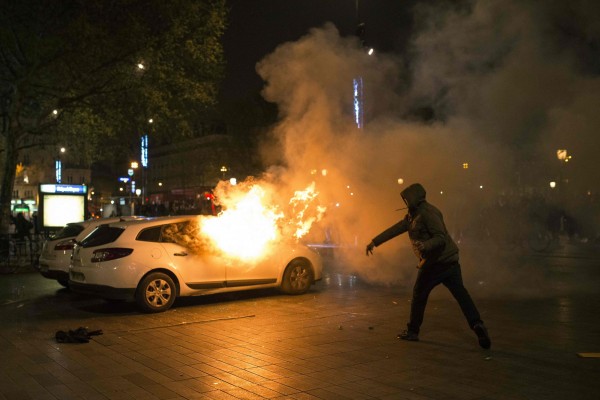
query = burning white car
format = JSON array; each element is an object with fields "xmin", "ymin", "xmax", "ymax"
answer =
[{"xmin": 69, "ymin": 215, "xmax": 323, "ymax": 313}]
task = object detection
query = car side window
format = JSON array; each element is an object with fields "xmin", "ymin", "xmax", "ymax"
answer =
[
  {"xmin": 160, "ymin": 221, "xmax": 205, "ymax": 254},
  {"xmin": 136, "ymin": 226, "xmax": 162, "ymax": 242}
]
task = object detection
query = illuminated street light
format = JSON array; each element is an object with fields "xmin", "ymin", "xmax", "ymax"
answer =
[
  {"xmin": 550, "ymin": 181, "xmax": 556, "ymax": 188},
  {"xmin": 137, "ymin": 63, "xmax": 145, "ymax": 70}
]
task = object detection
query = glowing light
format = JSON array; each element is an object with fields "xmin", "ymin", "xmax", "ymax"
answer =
[
  {"xmin": 353, "ymin": 77, "xmax": 364, "ymax": 129},
  {"xmin": 55, "ymin": 160, "xmax": 62, "ymax": 183},
  {"xmin": 321, "ymin": 169, "xmax": 328, "ymax": 177},
  {"xmin": 550, "ymin": 181, "xmax": 556, "ymax": 188},
  {"xmin": 368, "ymin": 48, "xmax": 374, "ymax": 55},
  {"xmin": 141, "ymin": 135, "xmax": 148, "ymax": 167},
  {"xmin": 398, "ymin": 178, "xmax": 404, "ymax": 185},
  {"xmin": 229, "ymin": 177, "xmax": 237, "ymax": 186}
]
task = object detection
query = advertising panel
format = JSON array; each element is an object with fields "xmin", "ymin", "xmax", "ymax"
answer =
[{"xmin": 39, "ymin": 184, "xmax": 88, "ymax": 229}]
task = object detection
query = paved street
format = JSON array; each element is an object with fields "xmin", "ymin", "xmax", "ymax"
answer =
[{"xmin": 0, "ymin": 241, "xmax": 599, "ymax": 400}]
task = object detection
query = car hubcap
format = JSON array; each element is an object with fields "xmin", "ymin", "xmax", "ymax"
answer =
[
  {"xmin": 290, "ymin": 266, "xmax": 309, "ymax": 290},
  {"xmin": 146, "ymin": 279, "xmax": 172, "ymax": 307}
]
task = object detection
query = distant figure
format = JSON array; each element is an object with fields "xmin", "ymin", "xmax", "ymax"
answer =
[
  {"xmin": 32, "ymin": 211, "xmax": 39, "ymax": 235},
  {"xmin": 15, "ymin": 212, "xmax": 33, "ymax": 241},
  {"xmin": 366, "ymin": 183, "xmax": 491, "ymax": 349}
]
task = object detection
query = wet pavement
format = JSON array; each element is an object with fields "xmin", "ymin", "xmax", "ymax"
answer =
[{"xmin": 0, "ymin": 241, "xmax": 599, "ymax": 399}]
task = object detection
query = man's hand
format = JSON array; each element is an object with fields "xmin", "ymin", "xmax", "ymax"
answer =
[
  {"xmin": 414, "ymin": 241, "xmax": 426, "ymax": 252},
  {"xmin": 366, "ymin": 241, "xmax": 375, "ymax": 256}
]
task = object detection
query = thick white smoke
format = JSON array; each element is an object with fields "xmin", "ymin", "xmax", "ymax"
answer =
[{"xmin": 253, "ymin": 1, "xmax": 600, "ymax": 292}]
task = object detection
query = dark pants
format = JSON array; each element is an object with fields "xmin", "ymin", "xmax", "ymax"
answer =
[{"xmin": 407, "ymin": 262, "xmax": 482, "ymax": 334}]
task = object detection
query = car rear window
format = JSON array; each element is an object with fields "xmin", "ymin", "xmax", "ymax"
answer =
[
  {"xmin": 80, "ymin": 225, "xmax": 125, "ymax": 248},
  {"xmin": 137, "ymin": 226, "xmax": 162, "ymax": 242},
  {"xmin": 52, "ymin": 224, "xmax": 85, "ymax": 240}
]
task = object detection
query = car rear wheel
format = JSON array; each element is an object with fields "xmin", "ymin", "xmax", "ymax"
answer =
[
  {"xmin": 281, "ymin": 259, "xmax": 313, "ymax": 294},
  {"xmin": 136, "ymin": 272, "xmax": 176, "ymax": 313}
]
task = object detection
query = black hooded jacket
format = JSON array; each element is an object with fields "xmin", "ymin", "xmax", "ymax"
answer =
[{"xmin": 371, "ymin": 183, "xmax": 459, "ymax": 268}]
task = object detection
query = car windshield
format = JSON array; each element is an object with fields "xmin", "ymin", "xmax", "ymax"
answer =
[
  {"xmin": 52, "ymin": 224, "xmax": 85, "ymax": 240},
  {"xmin": 80, "ymin": 225, "xmax": 124, "ymax": 248}
]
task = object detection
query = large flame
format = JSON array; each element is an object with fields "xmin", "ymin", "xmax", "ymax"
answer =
[{"xmin": 198, "ymin": 181, "xmax": 325, "ymax": 261}]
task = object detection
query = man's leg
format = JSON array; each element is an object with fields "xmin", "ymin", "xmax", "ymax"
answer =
[
  {"xmin": 443, "ymin": 263, "xmax": 491, "ymax": 349},
  {"xmin": 405, "ymin": 269, "xmax": 438, "ymax": 335},
  {"xmin": 442, "ymin": 264, "xmax": 481, "ymax": 326}
]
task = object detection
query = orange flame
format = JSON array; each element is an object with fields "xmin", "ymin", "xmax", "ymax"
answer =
[{"xmin": 198, "ymin": 181, "xmax": 324, "ymax": 261}]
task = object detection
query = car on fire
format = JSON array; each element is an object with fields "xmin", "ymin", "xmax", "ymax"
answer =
[
  {"xmin": 69, "ymin": 215, "xmax": 323, "ymax": 313},
  {"xmin": 39, "ymin": 216, "xmax": 145, "ymax": 287}
]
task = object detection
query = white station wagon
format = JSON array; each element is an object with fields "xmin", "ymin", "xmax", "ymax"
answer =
[
  {"xmin": 69, "ymin": 216, "xmax": 323, "ymax": 313},
  {"xmin": 39, "ymin": 216, "xmax": 145, "ymax": 287}
]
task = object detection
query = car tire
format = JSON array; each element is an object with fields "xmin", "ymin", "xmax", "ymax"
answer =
[
  {"xmin": 281, "ymin": 259, "xmax": 313, "ymax": 295},
  {"xmin": 58, "ymin": 279, "xmax": 69, "ymax": 288},
  {"xmin": 135, "ymin": 272, "xmax": 176, "ymax": 313}
]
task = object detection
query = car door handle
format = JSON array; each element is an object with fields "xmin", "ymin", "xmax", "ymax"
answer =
[{"xmin": 174, "ymin": 252, "xmax": 188, "ymax": 256}]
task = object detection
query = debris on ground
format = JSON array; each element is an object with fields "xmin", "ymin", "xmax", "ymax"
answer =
[{"xmin": 55, "ymin": 327, "xmax": 103, "ymax": 343}]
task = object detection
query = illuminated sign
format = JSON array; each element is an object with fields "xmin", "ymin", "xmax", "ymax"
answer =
[
  {"xmin": 39, "ymin": 184, "xmax": 87, "ymax": 228},
  {"xmin": 55, "ymin": 160, "xmax": 62, "ymax": 183},
  {"xmin": 141, "ymin": 134, "xmax": 149, "ymax": 167},
  {"xmin": 40, "ymin": 184, "xmax": 87, "ymax": 194},
  {"xmin": 353, "ymin": 77, "xmax": 364, "ymax": 129}
]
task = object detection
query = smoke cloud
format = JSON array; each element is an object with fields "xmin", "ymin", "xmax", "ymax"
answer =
[{"xmin": 251, "ymin": 1, "xmax": 600, "ymax": 294}]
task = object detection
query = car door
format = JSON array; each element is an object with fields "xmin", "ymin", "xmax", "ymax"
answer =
[
  {"xmin": 224, "ymin": 248, "xmax": 279, "ymax": 288},
  {"xmin": 157, "ymin": 222, "xmax": 226, "ymax": 291}
]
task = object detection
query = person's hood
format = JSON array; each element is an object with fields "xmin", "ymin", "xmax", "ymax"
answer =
[{"xmin": 401, "ymin": 183, "xmax": 426, "ymax": 210}]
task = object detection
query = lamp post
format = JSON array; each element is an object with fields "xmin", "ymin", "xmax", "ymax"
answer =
[{"xmin": 129, "ymin": 162, "xmax": 138, "ymax": 215}]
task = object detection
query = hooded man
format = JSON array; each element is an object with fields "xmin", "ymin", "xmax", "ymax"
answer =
[{"xmin": 366, "ymin": 183, "xmax": 491, "ymax": 349}]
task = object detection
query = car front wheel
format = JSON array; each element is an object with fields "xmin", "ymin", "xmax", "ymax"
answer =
[
  {"xmin": 281, "ymin": 259, "xmax": 313, "ymax": 295},
  {"xmin": 136, "ymin": 272, "xmax": 176, "ymax": 313}
]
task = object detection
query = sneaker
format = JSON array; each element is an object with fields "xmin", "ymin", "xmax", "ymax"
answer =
[
  {"xmin": 397, "ymin": 330, "xmax": 419, "ymax": 341},
  {"xmin": 473, "ymin": 322, "xmax": 491, "ymax": 349}
]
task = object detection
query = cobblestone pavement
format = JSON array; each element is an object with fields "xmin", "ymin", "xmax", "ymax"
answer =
[{"xmin": 0, "ymin": 242, "xmax": 599, "ymax": 399}]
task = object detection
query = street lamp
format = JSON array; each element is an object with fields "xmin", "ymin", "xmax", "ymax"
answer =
[{"xmin": 220, "ymin": 165, "xmax": 228, "ymax": 179}]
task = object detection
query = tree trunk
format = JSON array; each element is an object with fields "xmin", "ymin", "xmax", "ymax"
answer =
[{"xmin": 0, "ymin": 128, "xmax": 18, "ymax": 234}]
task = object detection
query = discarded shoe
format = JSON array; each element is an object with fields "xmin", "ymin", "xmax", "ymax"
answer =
[
  {"xmin": 397, "ymin": 330, "xmax": 419, "ymax": 341},
  {"xmin": 473, "ymin": 322, "xmax": 491, "ymax": 349}
]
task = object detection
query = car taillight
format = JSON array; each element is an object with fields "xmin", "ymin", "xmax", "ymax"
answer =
[
  {"xmin": 91, "ymin": 248, "xmax": 133, "ymax": 263},
  {"xmin": 55, "ymin": 240, "xmax": 75, "ymax": 251}
]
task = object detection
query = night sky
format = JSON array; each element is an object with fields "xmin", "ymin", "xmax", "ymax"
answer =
[{"xmin": 220, "ymin": 0, "xmax": 416, "ymax": 101}]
